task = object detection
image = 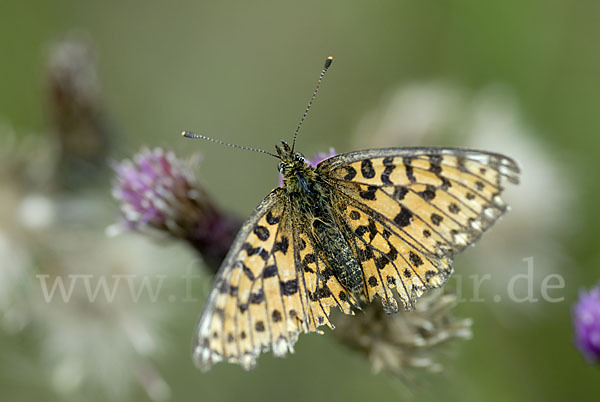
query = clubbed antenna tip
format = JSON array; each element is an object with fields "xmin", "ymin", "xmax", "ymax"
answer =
[{"xmin": 291, "ymin": 56, "xmax": 335, "ymax": 152}]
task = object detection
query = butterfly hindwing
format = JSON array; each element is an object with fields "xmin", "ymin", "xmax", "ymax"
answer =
[{"xmin": 333, "ymin": 196, "xmax": 452, "ymax": 312}]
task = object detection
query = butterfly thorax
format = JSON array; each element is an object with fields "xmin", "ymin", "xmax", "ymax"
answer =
[{"xmin": 276, "ymin": 141, "xmax": 363, "ymax": 295}]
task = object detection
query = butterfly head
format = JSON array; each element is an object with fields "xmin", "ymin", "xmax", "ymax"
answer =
[{"xmin": 276, "ymin": 141, "xmax": 311, "ymax": 182}]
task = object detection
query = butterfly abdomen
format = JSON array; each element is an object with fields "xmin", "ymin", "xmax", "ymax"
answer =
[{"xmin": 311, "ymin": 217, "xmax": 363, "ymax": 293}]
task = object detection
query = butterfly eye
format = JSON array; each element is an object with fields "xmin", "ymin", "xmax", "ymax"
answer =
[
  {"xmin": 278, "ymin": 162, "xmax": 284, "ymax": 172},
  {"xmin": 295, "ymin": 153, "xmax": 305, "ymax": 162}
]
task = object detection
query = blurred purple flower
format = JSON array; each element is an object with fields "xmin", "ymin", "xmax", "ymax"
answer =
[
  {"xmin": 573, "ymin": 286, "xmax": 600, "ymax": 363},
  {"xmin": 112, "ymin": 147, "xmax": 241, "ymax": 271},
  {"xmin": 308, "ymin": 147, "xmax": 337, "ymax": 166}
]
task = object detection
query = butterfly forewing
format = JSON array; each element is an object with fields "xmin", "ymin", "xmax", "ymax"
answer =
[
  {"xmin": 319, "ymin": 147, "xmax": 519, "ymax": 251},
  {"xmin": 318, "ymin": 147, "xmax": 519, "ymax": 309},
  {"xmin": 194, "ymin": 190, "xmax": 287, "ymax": 369},
  {"xmin": 194, "ymin": 190, "xmax": 355, "ymax": 370}
]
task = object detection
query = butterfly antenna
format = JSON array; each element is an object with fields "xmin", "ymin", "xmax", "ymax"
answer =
[
  {"xmin": 291, "ymin": 56, "xmax": 333, "ymax": 153},
  {"xmin": 181, "ymin": 131, "xmax": 280, "ymax": 159}
]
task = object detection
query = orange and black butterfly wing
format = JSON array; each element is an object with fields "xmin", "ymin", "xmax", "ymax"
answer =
[
  {"xmin": 194, "ymin": 190, "xmax": 295, "ymax": 370},
  {"xmin": 318, "ymin": 147, "xmax": 520, "ymax": 311},
  {"xmin": 193, "ymin": 189, "xmax": 356, "ymax": 370}
]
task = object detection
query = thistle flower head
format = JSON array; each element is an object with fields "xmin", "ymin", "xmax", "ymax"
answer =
[
  {"xmin": 334, "ymin": 289, "xmax": 472, "ymax": 378},
  {"xmin": 573, "ymin": 285, "xmax": 600, "ymax": 363},
  {"xmin": 113, "ymin": 148, "xmax": 196, "ymax": 232},
  {"xmin": 112, "ymin": 147, "xmax": 240, "ymax": 272}
]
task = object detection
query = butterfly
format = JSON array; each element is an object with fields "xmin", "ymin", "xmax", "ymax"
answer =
[{"xmin": 184, "ymin": 57, "xmax": 520, "ymax": 370}]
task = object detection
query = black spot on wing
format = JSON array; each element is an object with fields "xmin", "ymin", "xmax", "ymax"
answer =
[
  {"xmin": 273, "ymin": 236, "xmax": 289, "ymax": 254},
  {"xmin": 367, "ymin": 218, "xmax": 378, "ymax": 242},
  {"xmin": 431, "ymin": 213, "xmax": 443, "ymax": 226},
  {"xmin": 368, "ymin": 276, "xmax": 378, "ymax": 287},
  {"xmin": 354, "ymin": 225, "xmax": 368, "ymax": 237},
  {"xmin": 361, "ymin": 159, "xmax": 376, "ymax": 179},
  {"xmin": 381, "ymin": 157, "xmax": 395, "ymax": 185},
  {"xmin": 429, "ymin": 155, "xmax": 443, "ymax": 175},
  {"xmin": 271, "ymin": 310, "xmax": 282, "ymax": 322},
  {"xmin": 419, "ymin": 185, "xmax": 436, "ymax": 201},
  {"xmin": 425, "ymin": 270, "xmax": 438, "ymax": 282},
  {"xmin": 448, "ymin": 203, "xmax": 460, "ymax": 214},
  {"xmin": 359, "ymin": 186, "xmax": 378, "ymax": 200},
  {"xmin": 241, "ymin": 262, "xmax": 255, "ymax": 281},
  {"xmin": 403, "ymin": 157, "xmax": 416, "ymax": 182},
  {"xmin": 381, "ymin": 156, "xmax": 396, "ymax": 186},
  {"xmin": 253, "ymin": 225, "xmax": 270, "ymax": 241},
  {"xmin": 302, "ymin": 253, "xmax": 316, "ymax": 265},
  {"xmin": 249, "ymin": 289, "xmax": 265, "ymax": 304},
  {"xmin": 375, "ymin": 255, "xmax": 388, "ymax": 270},
  {"xmin": 440, "ymin": 177, "xmax": 451, "ymax": 190},
  {"xmin": 408, "ymin": 251, "xmax": 424, "ymax": 267},
  {"xmin": 392, "ymin": 186, "xmax": 408, "ymax": 201},
  {"xmin": 343, "ymin": 166, "xmax": 357, "ymax": 180},
  {"xmin": 280, "ymin": 279, "xmax": 299, "ymax": 296},
  {"xmin": 315, "ymin": 286, "xmax": 331, "ymax": 299},
  {"xmin": 242, "ymin": 243, "xmax": 269, "ymax": 261},
  {"xmin": 393, "ymin": 207, "xmax": 413, "ymax": 228},
  {"xmin": 263, "ymin": 265, "xmax": 278, "ymax": 278},
  {"xmin": 266, "ymin": 210, "xmax": 280, "ymax": 225}
]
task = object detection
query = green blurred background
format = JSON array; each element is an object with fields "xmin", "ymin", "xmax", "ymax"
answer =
[{"xmin": 1, "ymin": 1, "xmax": 599, "ymax": 401}]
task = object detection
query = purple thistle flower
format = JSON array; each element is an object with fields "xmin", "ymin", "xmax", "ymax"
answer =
[
  {"xmin": 573, "ymin": 285, "xmax": 600, "ymax": 363},
  {"xmin": 112, "ymin": 148, "xmax": 241, "ymax": 272}
]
